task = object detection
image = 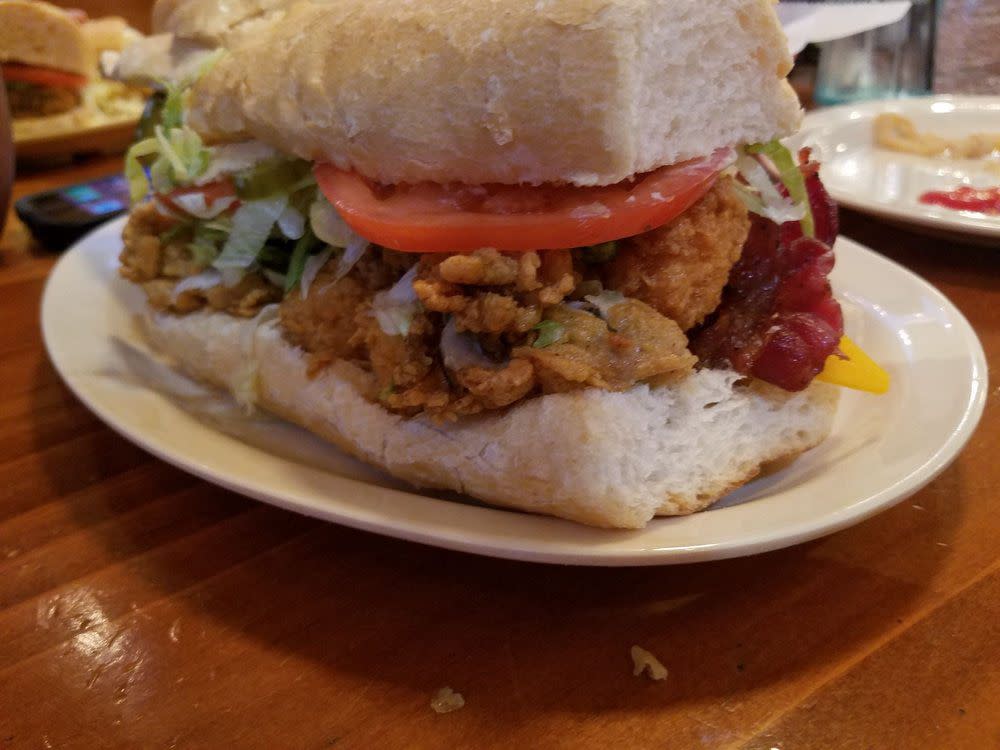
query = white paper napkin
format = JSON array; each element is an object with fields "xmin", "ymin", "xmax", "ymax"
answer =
[{"xmin": 779, "ymin": 1, "xmax": 913, "ymax": 55}]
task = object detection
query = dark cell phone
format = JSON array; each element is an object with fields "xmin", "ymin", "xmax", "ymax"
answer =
[{"xmin": 15, "ymin": 173, "xmax": 130, "ymax": 250}]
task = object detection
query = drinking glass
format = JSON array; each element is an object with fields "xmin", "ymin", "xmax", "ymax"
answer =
[{"xmin": 814, "ymin": 0, "xmax": 938, "ymax": 105}]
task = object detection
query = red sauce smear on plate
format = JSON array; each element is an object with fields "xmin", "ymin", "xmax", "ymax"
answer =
[{"xmin": 919, "ymin": 186, "xmax": 1000, "ymax": 215}]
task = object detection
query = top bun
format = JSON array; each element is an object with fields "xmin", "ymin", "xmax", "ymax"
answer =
[
  {"xmin": 0, "ymin": 0, "xmax": 88, "ymax": 77},
  {"xmin": 152, "ymin": 0, "xmax": 297, "ymax": 46},
  {"xmin": 187, "ymin": 0, "xmax": 800, "ymax": 187}
]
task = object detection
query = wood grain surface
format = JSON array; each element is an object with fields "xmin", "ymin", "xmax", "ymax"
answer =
[{"xmin": 2, "ymin": 2, "xmax": 1000, "ymax": 747}]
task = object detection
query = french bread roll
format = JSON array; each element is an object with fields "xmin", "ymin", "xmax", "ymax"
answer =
[
  {"xmin": 188, "ymin": 0, "xmax": 801, "ymax": 187},
  {"xmin": 152, "ymin": 0, "xmax": 298, "ymax": 46},
  {"xmin": 0, "ymin": 0, "xmax": 88, "ymax": 77},
  {"xmin": 140, "ymin": 308, "xmax": 838, "ymax": 529}
]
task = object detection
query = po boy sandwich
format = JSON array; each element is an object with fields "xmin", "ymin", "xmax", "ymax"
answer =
[
  {"xmin": 1, "ymin": 1, "xmax": 150, "ymax": 138},
  {"xmin": 115, "ymin": 0, "xmax": 887, "ymax": 529}
]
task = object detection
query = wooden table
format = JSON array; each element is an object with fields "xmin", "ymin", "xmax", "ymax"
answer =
[{"xmin": 2, "ymin": 147, "xmax": 999, "ymax": 748}]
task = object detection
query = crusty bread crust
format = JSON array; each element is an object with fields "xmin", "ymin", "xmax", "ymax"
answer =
[
  {"xmin": 140, "ymin": 308, "xmax": 838, "ymax": 529},
  {"xmin": 152, "ymin": 0, "xmax": 296, "ymax": 45},
  {"xmin": 187, "ymin": 0, "xmax": 800, "ymax": 186},
  {"xmin": 0, "ymin": 0, "xmax": 88, "ymax": 76}
]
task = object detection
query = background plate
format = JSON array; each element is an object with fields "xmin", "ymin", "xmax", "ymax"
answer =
[
  {"xmin": 15, "ymin": 114, "xmax": 139, "ymax": 162},
  {"xmin": 795, "ymin": 96, "xmax": 1000, "ymax": 243},
  {"xmin": 41, "ymin": 217, "xmax": 987, "ymax": 565}
]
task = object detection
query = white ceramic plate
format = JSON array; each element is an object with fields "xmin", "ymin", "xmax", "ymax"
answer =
[
  {"xmin": 795, "ymin": 96, "xmax": 1000, "ymax": 243},
  {"xmin": 41, "ymin": 217, "xmax": 987, "ymax": 565}
]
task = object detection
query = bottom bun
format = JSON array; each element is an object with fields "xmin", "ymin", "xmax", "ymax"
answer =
[{"xmin": 141, "ymin": 308, "xmax": 839, "ymax": 529}]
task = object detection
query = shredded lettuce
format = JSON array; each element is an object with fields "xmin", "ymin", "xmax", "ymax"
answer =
[
  {"xmin": 441, "ymin": 317, "xmax": 502, "ymax": 370},
  {"xmin": 300, "ymin": 247, "xmax": 334, "ymax": 299},
  {"xmin": 309, "ymin": 195, "xmax": 356, "ymax": 248},
  {"xmin": 159, "ymin": 48, "xmax": 224, "ymax": 129},
  {"xmin": 124, "ymin": 137, "xmax": 160, "ymax": 203},
  {"xmin": 731, "ymin": 181, "xmax": 802, "ymax": 226},
  {"xmin": 170, "ymin": 191, "xmax": 236, "ymax": 219},
  {"xmin": 147, "ymin": 153, "xmax": 172, "ymax": 196},
  {"xmin": 159, "ymin": 125, "xmax": 210, "ymax": 186},
  {"xmin": 304, "ymin": 196, "xmax": 370, "ymax": 283},
  {"xmin": 123, "ymin": 49, "xmax": 223, "ymax": 203},
  {"xmin": 373, "ymin": 265, "xmax": 421, "ymax": 337},
  {"xmin": 188, "ymin": 222, "xmax": 229, "ymax": 266},
  {"xmin": 532, "ymin": 319, "xmax": 565, "ymax": 348},
  {"xmin": 212, "ymin": 194, "xmax": 289, "ymax": 274},
  {"xmin": 123, "ymin": 50, "xmax": 347, "ymax": 297},
  {"xmin": 201, "ymin": 217, "xmax": 233, "ymax": 233},
  {"xmin": 284, "ymin": 228, "xmax": 320, "ymax": 293},
  {"xmin": 196, "ymin": 141, "xmax": 279, "ymax": 186},
  {"xmin": 171, "ymin": 269, "xmax": 222, "ymax": 301},
  {"xmin": 742, "ymin": 140, "xmax": 814, "ymax": 237},
  {"xmin": 219, "ymin": 267, "xmax": 245, "ymax": 288},
  {"xmin": 734, "ymin": 151, "xmax": 804, "ymax": 225},
  {"xmin": 584, "ymin": 290, "xmax": 625, "ymax": 319},
  {"xmin": 262, "ymin": 269, "xmax": 287, "ymax": 288},
  {"xmin": 160, "ymin": 81, "xmax": 185, "ymax": 132},
  {"xmin": 135, "ymin": 90, "xmax": 166, "ymax": 142},
  {"xmin": 332, "ymin": 235, "xmax": 369, "ymax": 283},
  {"xmin": 276, "ymin": 205, "xmax": 306, "ymax": 240},
  {"xmin": 160, "ymin": 48, "xmax": 224, "ymax": 131},
  {"xmin": 235, "ymin": 158, "xmax": 313, "ymax": 201},
  {"xmin": 124, "ymin": 125, "xmax": 210, "ymax": 202}
]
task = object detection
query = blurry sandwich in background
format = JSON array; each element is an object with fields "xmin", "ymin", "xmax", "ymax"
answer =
[
  {"xmin": 0, "ymin": 0, "xmax": 89, "ymax": 124},
  {"xmin": 1, "ymin": 0, "xmax": 146, "ymax": 145}
]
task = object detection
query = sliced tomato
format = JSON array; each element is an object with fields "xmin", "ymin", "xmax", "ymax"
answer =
[
  {"xmin": 2, "ymin": 62, "xmax": 87, "ymax": 90},
  {"xmin": 314, "ymin": 148, "xmax": 733, "ymax": 252},
  {"xmin": 167, "ymin": 181, "xmax": 237, "ymax": 205}
]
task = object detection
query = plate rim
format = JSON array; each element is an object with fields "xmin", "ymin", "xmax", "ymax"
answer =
[
  {"xmin": 40, "ymin": 217, "xmax": 989, "ymax": 565},
  {"xmin": 798, "ymin": 94, "xmax": 1000, "ymax": 240}
]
